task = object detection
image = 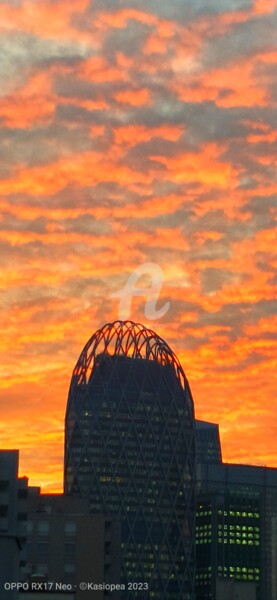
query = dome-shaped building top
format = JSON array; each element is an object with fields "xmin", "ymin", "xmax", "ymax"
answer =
[{"xmin": 71, "ymin": 320, "xmax": 190, "ymax": 391}]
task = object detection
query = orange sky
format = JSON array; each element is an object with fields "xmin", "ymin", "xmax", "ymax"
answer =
[{"xmin": 0, "ymin": 0, "xmax": 276, "ymax": 492}]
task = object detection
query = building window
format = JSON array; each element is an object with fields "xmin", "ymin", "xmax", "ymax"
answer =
[
  {"xmin": 65, "ymin": 521, "xmax": 76, "ymax": 535},
  {"xmin": 64, "ymin": 564, "xmax": 75, "ymax": 574},
  {"xmin": 18, "ymin": 489, "xmax": 27, "ymax": 499},
  {"xmin": 0, "ymin": 481, "xmax": 9, "ymax": 491},
  {"xmin": 36, "ymin": 563, "xmax": 48, "ymax": 575},
  {"xmin": 38, "ymin": 542, "xmax": 48, "ymax": 556},
  {"xmin": 26, "ymin": 542, "xmax": 33, "ymax": 558},
  {"xmin": 27, "ymin": 521, "xmax": 33, "ymax": 533},
  {"xmin": 38, "ymin": 521, "xmax": 49, "ymax": 535},
  {"xmin": 64, "ymin": 542, "xmax": 76, "ymax": 557},
  {"xmin": 18, "ymin": 512, "xmax": 27, "ymax": 521}
]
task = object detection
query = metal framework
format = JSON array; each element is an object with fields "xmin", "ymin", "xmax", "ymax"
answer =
[
  {"xmin": 64, "ymin": 320, "xmax": 196, "ymax": 599},
  {"xmin": 72, "ymin": 319, "xmax": 189, "ymax": 390}
]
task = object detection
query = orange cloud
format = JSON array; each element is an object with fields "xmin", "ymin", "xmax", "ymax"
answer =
[
  {"xmin": 96, "ymin": 8, "xmax": 169, "ymax": 31},
  {"xmin": 114, "ymin": 88, "xmax": 151, "ymax": 106},
  {"xmin": 0, "ymin": 0, "xmax": 90, "ymax": 42},
  {"xmin": 0, "ymin": 71, "xmax": 55, "ymax": 128},
  {"xmin": 144, "ymin": 33, "xmax": 169, "ymax": 55},
  {"xmin": 247, "ymin": 130, "xmax": 277, "ymax": 144},
  {"xmin": 253, "ymin": 0, "xmax": 277, "ymax": 15},
  {"xmin": 113, "ymin": 124, "xmax": 184, "ymax": 146},
  {"xmin": 0, "ymin": 0, "xmax": 276, "ymax": 492},
  {"xmin": 0, "ymin": 151, "xmax": 153, "ymax": 196},
  {"xmin": 78, "ymin": 56, "xmax": 125, "ymax": 84},
  {"xmin": 177, "ymin": 60, "xmax": 268, "ymax": 108},
  {"xmin": 150, "ymin": 142, "xmax": 239, "ymax": 186}
]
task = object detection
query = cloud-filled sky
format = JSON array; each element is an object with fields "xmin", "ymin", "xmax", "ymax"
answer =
[{"xmin": 0, "ymin": 0, "xmax": 276, "ymax": 491}]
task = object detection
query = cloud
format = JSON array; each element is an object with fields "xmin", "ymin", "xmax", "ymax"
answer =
[
  {"xmin": 0, "ymin": 31, "xmax": 88, "ymax": 95},
  {"xmin": 0, "ymin": 0, "xmax": 276, "ymax": 490}
]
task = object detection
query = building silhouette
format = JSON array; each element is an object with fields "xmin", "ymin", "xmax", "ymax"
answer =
[
  {"xmin": 64, "ymin": 320, "xmax": 196, "ymax": 600},
  {"xmin": 0, "ymin": 451, "xmax": 28, "ymax": 600},
  {"xmin": 195, "ymin": 420, "xmax": 222, "ymax": 465},
  {"xmin": 196, "ymin": 433, "xmax": 277, "ymax": 600},
  {"xmin": 24, "ymin": 490, "xmax": 121, "ymax": 600}
]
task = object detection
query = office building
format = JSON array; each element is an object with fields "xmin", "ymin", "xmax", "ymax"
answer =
[
  {"xmin": 195, "ymin": 433, "xmax": 277, "ymax": 600},
  {"xmin": 0, "ymin": 450, "xmax": 28, "ymax": 600},
  {"xmin": 64, "ymin": 320, "xmax": 196, "ymax": 599}
]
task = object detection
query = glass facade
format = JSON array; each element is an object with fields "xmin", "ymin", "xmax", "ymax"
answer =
[
  {"xmin": 196, "ymin": 492, "xmax": 261, "ymax": 599},
  {"xmin": 195, "ymin": 460, "xmax": 277, "ymax": 600},
  {"xmin": 64, "ymin": 320, "xmax": 196, "ymax": 599}
]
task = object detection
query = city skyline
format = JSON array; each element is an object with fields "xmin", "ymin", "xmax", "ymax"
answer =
[{"xmin": 0, "ymin": 0, "xmax": 276, "ymax": 492}]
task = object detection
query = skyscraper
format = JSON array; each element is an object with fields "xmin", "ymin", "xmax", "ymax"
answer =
[{"xmin": 64, "ymin": 320, "xmax": 196, "ymax": 599}]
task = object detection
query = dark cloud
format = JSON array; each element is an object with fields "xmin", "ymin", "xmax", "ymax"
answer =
[
  {"xmin": 201, "ymin": 268, "xmax": 236, "ymax": 293},
  {"xmin": 60, "ymin": 215, "xmax": 111, "ymax": 235},
  {"xmin": 183, "ymin": 103, "xmax": 251, "ymax": 144},
  {"xmin": 0, "ymin": 33, "xmax": 87, "ymax": 92},
  {"xmin": 0, "ymin": 214, "xmax": 47, "ymax": 233},
  {"xmin": 196, "ymin": 299, "xmax": 277, "ymax": 333},
  {"xmin": 214, "ymin": 352, "xmax": 271, "ymax": 373},
  {"xmin": 103, "ymin": 21, "xmax": 151, "ymax": 58},
  {"xmin": 91, "ymin": 0, "xmax": 252, "ymax": 20},
  {"xmin": 204, "ymin": 12, "xmax": 277, "ymax": 69},
  {"xmin": 0, "ymin": 124, "xmax": 94, "ymax": 167}
]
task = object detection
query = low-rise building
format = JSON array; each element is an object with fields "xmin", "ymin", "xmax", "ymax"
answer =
[
  {"xmin": 0, "ymin": 450, "xmax": 28, "ymax": 600},
  {"xmin": 24, "ymin": 490, "xmax": 121, "ymax": 600}
]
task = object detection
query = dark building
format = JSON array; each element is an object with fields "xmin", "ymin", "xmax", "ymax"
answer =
[
  {"xmin": 195, "ymin": 426, "xmax": 277, "ymax": 600},
  {"xmin": 195, "ymin": 420, "xmax": 222, "ymax": 465},
  {"xmin": 215, "ymin": 579, "xmax": 256, "ymax": 600},
  {"xmin": 24, "ymin": 490, "xmax": 121, "ymax": 600},
  {"xmin": 64, "ymin": 320, "xmax": 196, "ymax": 600},
  {"xmin": 0, "ymin": 450, "xmax": 28, "ymax": 600}
]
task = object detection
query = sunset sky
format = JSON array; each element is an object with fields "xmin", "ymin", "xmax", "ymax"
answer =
[{"xmin": 0, "ymin": 0, "xmax": 276, "ymax": 491}]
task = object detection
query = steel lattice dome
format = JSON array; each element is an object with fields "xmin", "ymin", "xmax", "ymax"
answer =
[{"xmin": 71, "ymin": 320, "xmax": 190, "ymax": 392}]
